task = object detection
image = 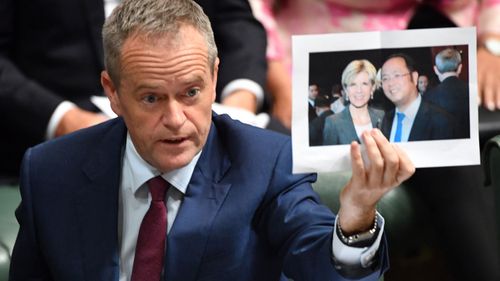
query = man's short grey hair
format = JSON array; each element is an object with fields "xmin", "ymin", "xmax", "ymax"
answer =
[
  {"xmin": 435, "ymin": 48, "xmax": 462, "ymax": 73},
  {"xmin": 102, "ymin": 0, "xmax": 218, "ymax": 85}
]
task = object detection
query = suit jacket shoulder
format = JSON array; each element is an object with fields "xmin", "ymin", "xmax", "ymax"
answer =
[
  {"xmin": 410, "ymin": 100, "xmax": 456, "ymax": 141},
  {"xmin": 11, "ymin": 114, "xmax": 387, "ymax": 281},
  {"xmin": 368, "ymin": 107, "xmax": 384, "ymax": 129},
  {"xmin": 324, "ymin": 106, "xmax": 383, "ymax": 145}
]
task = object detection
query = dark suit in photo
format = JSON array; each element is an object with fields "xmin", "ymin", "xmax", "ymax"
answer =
[
  {"xmin": 308, "ymin": 102, "xmax": 318, "ymax": 122},
  {"xmin": 381, "ymin": 100, "xmax": 455, "ymax": 141},
  {"xmin": 323, "ymin": 107, "xmax": 384, "ymax": 145},
  {"xmin": 424, "ymin": 76, "xmax": 469, "ymax": 138},
  {"xmin": 309, "ymin": 109, "xmax": 334, "ymax": 146}
]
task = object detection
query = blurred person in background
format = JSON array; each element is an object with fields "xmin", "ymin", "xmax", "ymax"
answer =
[
  {"xmin": 309, "ymin": 94, "xmax": 333, "ymax": 146},
  {"xmin": 0, "ymin": 0, "xmax": 269, "ymax": 183}
]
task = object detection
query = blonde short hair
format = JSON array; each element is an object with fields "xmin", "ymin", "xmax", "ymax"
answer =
[{"xmin": 341, "ymin": 59, "xmax": 377, "ymax": 91}]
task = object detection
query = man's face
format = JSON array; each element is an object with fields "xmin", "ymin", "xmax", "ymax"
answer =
[
  {"xmin": 417, "ymin": 76, "xmax": 429, "ymax": 93},
  {"xmin": 381, "ymin": 57, "xmax": 418, "ymax": 109},
  {"xmin": 309, "ymin": 85, "xmax": 319, "ymax": 100},
  {"xmin": 103, "ymin": 25, "xmax": 218, "ymax": 172}
]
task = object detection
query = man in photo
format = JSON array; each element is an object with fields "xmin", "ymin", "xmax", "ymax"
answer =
[
  {"xmin": 309, "ymin": 94, "xmax": 333, "ymax": 146},
  {"xmin": 380, "ymin": 53, "xmax": 455, "ymax": 142},
  {"xmin": 425, "ymin": 47, "xmax": 470, "ymax": 138},
  {"xmin": 308, "ymin": 83, "xmax": 320, "ymax": 121},
  {"xmin": 417, "ymin": 74, "xmax": 430, "ymax": 96}
]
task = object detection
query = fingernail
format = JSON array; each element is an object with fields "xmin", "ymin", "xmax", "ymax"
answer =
[{"xmin": 487, "ymin": 102, "xmax": 495, "ymax": 111}]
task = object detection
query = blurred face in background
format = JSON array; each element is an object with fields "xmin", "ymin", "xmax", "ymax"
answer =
[
  {"xmin": 417, "ymin": 75, "xmax": 429, "ymax": 94},
  {"xmin": 309, "ymin": 84, "xmax": 319, "ymax": 100}
]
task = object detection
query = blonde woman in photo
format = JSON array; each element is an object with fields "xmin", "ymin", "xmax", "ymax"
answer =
[{"xmin": 323, "ymin": 59, "xmax": 383, "ymax": 145}]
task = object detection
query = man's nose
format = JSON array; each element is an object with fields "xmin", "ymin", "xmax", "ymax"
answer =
[{"xmin": 162, "ymin": 101, "xmax": 186, "ymax": 129}]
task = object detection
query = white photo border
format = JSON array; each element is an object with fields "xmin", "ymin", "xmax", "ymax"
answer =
[{"xmin": 292, "ymin": 27, "xmax": 479, "ymax": 173}]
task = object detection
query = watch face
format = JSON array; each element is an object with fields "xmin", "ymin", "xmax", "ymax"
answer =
[{"xmin": 485, "ymin": 39, "xmax": 500, "ymax": 56}]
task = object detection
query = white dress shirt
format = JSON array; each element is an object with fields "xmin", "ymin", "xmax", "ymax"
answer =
[
  {"xmin": 118, "ymin": 131, "xmax": 383, "ymax": 280},
  {"xmin": 118, "ymin": 134, "xmax": 200, "ymax": 281},
  {"xmin": 390, "ymin": 94, "xmax": 422, "ymax": 142}
]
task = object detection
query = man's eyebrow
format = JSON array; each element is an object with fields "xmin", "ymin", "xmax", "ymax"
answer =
[
  {"xmin": 182, "ymin": 75, "xmax": 205, "ymax": 86},
  {"xmin": 134, "ymin": 83, "xmax": 162, "ymax": 91}
]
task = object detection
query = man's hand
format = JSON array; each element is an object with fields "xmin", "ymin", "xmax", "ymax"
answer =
[
  {"xmin": 478, "ymin": 46, "xmax": 500, "ymax": 111},
  {"xmin": 337, "ymin": 129, "xmax": 415, "ymax": 235},
  {"xmin": 55, "ymin": 107, "xmax": 108, "ymax": 137}
]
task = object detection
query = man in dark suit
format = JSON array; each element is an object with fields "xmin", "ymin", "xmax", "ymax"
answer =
[
  {"xmin": 0, "ymin": 0, "xmax": 267, "ymax": 182},
  {"xmin": 9, "ymin": 1, "xmax": 415, "ymax": 280},
  {"xmin": 425, "ymin": 48, "xmax": 470, "ymax": 139},
  {"xmin": 379, "ymin": 53, "xmax": 455, "ymax": 142},
  {"xmin": 309, "ymin": 94, "xmax": 333, "ymax": 146},
  {"xmin": 308, "ymin": 84, "xmax": 319, "ymax": 122}
]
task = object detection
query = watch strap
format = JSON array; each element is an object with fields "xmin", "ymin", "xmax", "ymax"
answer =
[{"xmin": 336, "ymin": 213, "xmax": 380, "ymax": 247}]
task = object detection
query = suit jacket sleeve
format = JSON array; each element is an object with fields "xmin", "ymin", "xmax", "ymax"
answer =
[
  {"xmin": 0, "ymin": 0, "xmax": 105, "ymax": 143},
  {"xmin": 9, "ymin": 148, "xmax": 53, "ymax": 280},
  {"xmin": 255, "ymin": 139, "xmax": 387, "ymax": 280},
  {"xmin": 323, "ymin": 116, "xmax": 340, "ymax": 145},
  {"xmin": 197, "ymin": 0, "xmax": 267, "ymax": 104}
]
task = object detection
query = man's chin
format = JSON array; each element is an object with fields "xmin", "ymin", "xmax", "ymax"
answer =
[{"xmin": 155, "ymin": 152, "xmax": 197, "ymax": 173}]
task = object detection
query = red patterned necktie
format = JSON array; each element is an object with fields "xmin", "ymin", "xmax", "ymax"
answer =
[{"xmin": 131, "ymin": 176, "xmax": 169, "ymax": 281}]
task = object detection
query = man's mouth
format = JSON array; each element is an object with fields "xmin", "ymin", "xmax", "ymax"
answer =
[{"xmin": 162, "ymin": 137, "xmax": 187, "ymax": 144}]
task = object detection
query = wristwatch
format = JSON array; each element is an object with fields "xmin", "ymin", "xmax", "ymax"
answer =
[
  {"xmin": 484, "ymin": 38, "xmax": 500, "ymax": 56},
  {"xmin": 336, "ymin": 215, "xmax": 379, "ymax": 247}
]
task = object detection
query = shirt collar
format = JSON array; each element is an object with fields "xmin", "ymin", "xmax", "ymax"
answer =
[
  {"xmin": 396, "ymin": 94, "xmax": 421, "ymax": 121},
  {"xmin": 123, "ymin": 133, "xmax": 201, "ymax": 195}
]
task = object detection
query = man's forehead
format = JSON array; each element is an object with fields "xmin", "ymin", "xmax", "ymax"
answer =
[{"xmin": 382, "ymin": 58, "xmax": 407, "ymax": 71}]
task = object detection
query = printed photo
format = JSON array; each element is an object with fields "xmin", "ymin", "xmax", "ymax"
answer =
[{"xmin": 292, "ymin": 27, "xmax": 479, "ymax": 173}]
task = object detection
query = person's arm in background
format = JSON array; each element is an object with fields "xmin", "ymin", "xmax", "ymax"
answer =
[
  {"xmin": 198, "ymin": 0, "xmax": 267, "ymax": 114},
  {"xmin": 412, "ymin": 0, "xmax": 500, "ymax": 111},
  {"xmin": 477, "ymin": 0, "xmax": 500, "ymax": 111},
  {"xmin": 249, "ymin": 0, "xmax": 292, "ymax": 128},
  {"xmin": 0, "ymin": 0, "xmax": 107, "ymax": 143}
]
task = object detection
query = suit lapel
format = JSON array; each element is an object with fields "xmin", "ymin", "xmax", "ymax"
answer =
[
  {"xmin": 164, "ymin": 122, "xmax": 231, "ymax": 281},
  {"xmin": 343, "ymin": 108, "xmax": 360, "ymax": 142},
  {"xmin": 381, "ymin": 109, "xmax": 395, "ymax": 139},
  {"xmin": 408, "ymin": 102, "xmax": 429, "ymax": 141},
  {"xmin": 81, "ymin": 0, "xmax": 105, "ymax": 69},
  {"xmin": 76, "ymin": 118, "xmax": 127, "ymax": 281},
  {"xmin": 368, "ymin": 108, "xmax": 383, "ymax": 129}
]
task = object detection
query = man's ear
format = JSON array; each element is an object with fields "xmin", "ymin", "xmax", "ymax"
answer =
[
  {"xmin": 411, "ymin": 71, "xmax": 419, "ymax": 85},
  {"xmin": 101, "ymin": 71, "xmax": 122, "ymax": 116},
  {"xmin": 433, "ymin": 65, "xmax": 440, "ymax": 76},
  {"xmin": 211, "ymin": 57, "xmax": 220, "ymax": 103}
]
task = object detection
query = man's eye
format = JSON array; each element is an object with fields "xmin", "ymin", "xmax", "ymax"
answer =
[
  {"xmin": 143, "ymin": 95, "xmax": 158, "ymax": 103},
  {"xmin": 187, "ymin": 88, "xmax": 200, "ymax": 97}
]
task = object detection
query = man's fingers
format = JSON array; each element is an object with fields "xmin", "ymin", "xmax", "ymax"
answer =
[
  {"xmin": 350, "ymin": 140, "xmax": 365, "ymax": 181},
  {"xmin": 370, "ymin": 129, "xmax": 400, "ymax": 185},
  {"xmin": 361, "ymin": 130, "xmax": 384, "ymax": 185},
  {"xmin": 393, "ymin": 144, "xmax": 415, "ymax": 184},
  {"xmin": 482, "ymin": 75, "xmax": 496, "ymax": 111}
]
